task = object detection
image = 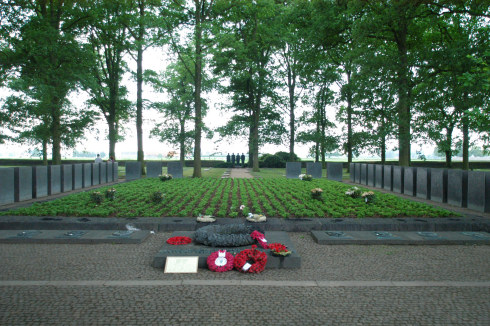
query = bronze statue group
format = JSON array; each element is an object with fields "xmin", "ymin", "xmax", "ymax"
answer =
[{"xmin": 226, "ymin": 153, "xmax": 246, "ymax": 166}]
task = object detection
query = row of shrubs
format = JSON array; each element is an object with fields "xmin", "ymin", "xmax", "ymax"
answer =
[{"xmin": 216, "ymin": 152, "xmax": 300, "ymax": 168}]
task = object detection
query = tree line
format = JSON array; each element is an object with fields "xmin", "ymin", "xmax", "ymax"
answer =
[{"xmin": 0, "ymin": 0, "xmax": 488, "ymax": 176}]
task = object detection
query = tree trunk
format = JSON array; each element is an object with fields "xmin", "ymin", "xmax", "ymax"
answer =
[
  {"xmin": 192, "ymin": 0, "xmax": 202, "ymax": 178},
  {"xmin": 51, "ymin": 99, "xmax": 62, "ymax": 165},
  {"xmin": 345, "ymin": 70, "xmax": 353, "ymax": 171},
  {"xmin": 136, "ymin": 4, "xmax": 145, "ymax": 175},
  {"xmin": 288, "ymin": 63, "xmax": 296, "ymax": 159},
  {"xmin": 251, "ymin": 104, "xmax": 260, "ymax": 172},
  {"xmin": 179, "ymin": 118, "xmax": 186, "ymax": 165},
  {"xmin": 42, "ymin": 138, "xmax": 48, "ymax": 165},
  {"xmin": 462, "ymin": 95, "xmax": 469, "ymax": 170},
  {"xmin": 380, "ymin": 108, "xmax": 386, "ymax": 164},
  {"xmin": 445, "ymin": 126, "xmax": 453, "ymax": 168},
  {"xmin": 108, "ymin": 119, "xmax": 117, "ymax": 161}
]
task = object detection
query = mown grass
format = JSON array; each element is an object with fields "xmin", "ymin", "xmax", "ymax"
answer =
[{"xmin": 0, "ymin": 178, "xmax": 457, "ymax": 218}]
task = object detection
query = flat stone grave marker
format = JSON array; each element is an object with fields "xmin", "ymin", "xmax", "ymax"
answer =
[
  {"xmin": 306, "ymin": 162, "xmax": 322, "ymax": 178},
  {"xmin": 403, "ymin": 167, "xmax": 416, "ymax": 197},
  {"xmin": 447, "ymin": 169, "xmax": 468, "ymax": 207},
  {"xmin": 286, "ymin": 162, "xmax": 301, "ymax": 179},
  {"xmin": 467, "ymin": 171, "xmax": 490, "ymax": 213},
  {"xmin": 167, "ymin": 162, "xmax": 183, "ymax": 178},
  {"xmin": 14, "ymin": 167, "xmax": 32, "ymax": 202},
  {"xmin": 146, "ymin": 162, "xmax": 163, "ymax": 178},
  {"xmin": 375, "ymin": 165, "xmax": 384, "ymax": 188},
  {"xmin": 311, "ymin": 230, "xmax": 490, "ymax": 245},
  {"xmin": 126, "ymin": 162, "xmax": 142, "ymax": 180},
  {"xmin": 383, "ymin": 165, "xmax": 393, "ymax": 191},
  {"xmin": 153, "ymin": 231, "xmax": 300, "ymax": 269},
  {"xmin": 32, "ymin": 166, "xmax": 48, "ymax": 198},
  {"xmin": 327, "ymin": 162, "xmax": 343, "ymax": 181},
  {"xmin": 416, "ymin": 168, "xmax": 431, "ymax": 200},
  {"xmin": 48, "ymin": 165, "xmax": 61, "ymax": 195},
  {"xmin": 0, "ymin": 168, "xmax": 15, "ymax": 205},
  {"xmin": 431, "ymin": 168, "xmax": 448, "ymax": 203}
]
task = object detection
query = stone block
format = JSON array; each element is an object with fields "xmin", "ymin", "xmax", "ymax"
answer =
[
  {"xmin": 286, "ymin": 162, "xmax": 301, "ymax": 179},
  {"xmin": 48, "ymin": 165, "xmax": 61, "ymax": 195},
  {"xmin": 431, "ymin": 168, "xmax": 448, "ymax": 203},
  {"xmin": 467, "ymin": 171, "xmax": 490, "ymax": 213},
  {"xmin": 168, "ymin": 162, "xmax": 183, "ymax": 179},
  {"xmin": 367, "ymin": 164, "xmax": 376, "ymax": 187},
  {"xmin": 403, "ymin": 167, "xmax": 417, "ymax": 197},
  {"xmin": 392, "ymin": 166, "xmax": 404, "ymax": 193},
  {"xmin": 349, "ymin": 163, "xmax": 355, "ymax": 182},
  {"xmin": 113, "ymin": 162, "xmax": 119, "ymax": 181},
  {"xmin": 327, "ymin": 162, "xmax": 343, "ymax": 181},
  {"xmin": 0, "ymin": 168, "xmax": 14, "ymax": 205},
  {"xmin": 13, "ymin": 167, "xmax": 32, "ymax": 202},
  {"xmin": 82, "ymin": 163, "xmax": 92, "ymax": 188},
  {"xmin": 126, "ymin": 162, "xmax": 142, "ymax": 180},
  {"xmin": 72, "ymin": 164, "xmax": 83, "ymax": 190},
  {"xmin": 447, "ymin": 169, "xmax": 468, "ymax": 207},
  {"xmin": 146, "ymin": 162, "xmax": 163, "ymax": 178},
  {"xmin": 106, "ymin": 162, "xmax": 113, "ymax": 182},
  {"xmin": 416, "ymin": 168, "xmax": 431, "ymax": 200},
  {"xmin": 61, "ymin": 164, "xmax": 73, "ymax": 192},
  {"xmin": 375, "ymin": 165, "xmax": 384, "ymax": 188},
  {"xmin": 306, "ymin": 162, "xmax": 322, "ymax": 178},
  {"xmin": 92, "ymin": 163, "xmax": 100, "ymax": 185},
  {"xmin": 100, "ymin": 163, "xmax": 107, "ymax": 184},
  {"xmin": 355, "ymin": 163, "xmax": 361, "ymax": 183},
  {"xmin": 383, "ymin": 165, "xmax": 393, "ymax": 191},
  {"xmin": 360, "ymin": 164, "xmax": 368, "ymax": 185},
  {"xmin": 32, "ymin": 166, "xmax": 48, "ymax": 198}
]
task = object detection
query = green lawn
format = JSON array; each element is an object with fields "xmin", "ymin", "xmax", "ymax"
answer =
[{"xmin": 0, "ymin": 177, "xmax": 457, "ymax": 218}]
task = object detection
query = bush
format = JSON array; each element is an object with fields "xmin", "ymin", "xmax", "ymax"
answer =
[
  {"xmin": 275, "ymin": 151, "xmax": 299, "ymax": 162},
  {"xmin": 261, "ymin": 154, "xmax": 285, "ymax": 168}
]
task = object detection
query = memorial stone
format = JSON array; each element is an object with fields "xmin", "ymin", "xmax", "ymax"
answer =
[
  {"xmin": 392, "ymin": 166, "xmax": 404, "ymax": 193},
  {"xmin": 82, "ymin": 163, "xmax": 92, "ymax": 188},
  {"xmin": 61, "ymin": 164, "xmax": 73, "ymax": 192},
  {"xmin": 327, "ymin": 162, "xmax": 343, "ymax": 181},
  {"xmin": 48, "ymin": 165, "xmax": 61, "ymax": 195},
  {"xmin": 383, "ymin": 165, "xmax": 393, "ymax": 191},
  {"xmin": 355, "ymin": 163, "xmax": 361, "ymax": 183},
  {"xmin": 100, "ymin": 162, "xmax": 107, "ymax": 184},
  {"xmin": 360, "ymin": 164, "xmax": 368, "ymax": 185},
  {"xmin": 113, "ymin": 162, "xmax": 119, "ymax": 181},
  {"xmin": 126, "ymin": 162, "xmax": 142, "ymax": 180},
  {"xmin": 146, "ymin": 162, "xmax": 163, "ymax": 178},
  {"xmin": 32, "ymin": 166, "xmax": 48, "ymax": 198},
  {"xmin": 167, "ymin": 162, "xmax": 183, "ymax": 178},
  {"xmin": 367, "ymin": 164, "xmax": 376, "ymax": 187},
  {"xmin": 106, "ymin": 162, "xmax": 113, "ymax": 182},
  {"xmin": 92, "ymin": 163, "xmax": 100, "ymax": 185},
  {"xmin": 467, "ymin": 171, "xmax": 490, "ymax": 212},
  {"xmin": 430, "ymin": 168, "xmax": 448, "ymax": 203},
  {"xmin": 447, "ymin": 169, "xmax": 468, "ymax": 207},
  {"xmin": 403, "ymin": 167, "xmax": 417, "ymax": 196},
  {"xmin": 14, "ymin": 167, "xmax": 32, "ymax": 202},
  {"xmin": 286, "ymin": 162, "xmax": 301, "ymax": 179},
  {"xmin": 349, "ymin": 163, "xmax": 355, "ymax": 182},
  {"xmin": 306, "ymin": 162, "xmax": 322, "ymax": 178},
  {"xmin": 375, "ymin": 164, "xmax": 384, "ymax": 188},
  {"xmin": 416, "ymin": 168, "xmax": 431, "ymax": 200},
  {"xmin": 0, "ymin": 168, "xmax": 14, "ymax": 205},
  {"xmin": 72, "ymin": 164, "xmax": 83, "ymax": 190}
]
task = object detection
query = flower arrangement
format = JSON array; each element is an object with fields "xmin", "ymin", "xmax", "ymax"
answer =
[
  {"xmin": 90, "ymin": 191, "xmax": 103, "ymax": 204},
  {"xmin": 150, "ymin": 191, "xmax": 164, "ymax": 203},
  {"xmin": 234, "ymin": 245, "xmax": 267, "ymax": 273},
  {"xmin": 345, "ymin": 186, "xmax": 362, "ymax": 198},
  {"xmin": 311, "ymin": 188, "xmax": 323, "ymax": 200},
  {"xmin": 250, "ymin": 230, "xmax": 269, "ymax": 249},
  {"xmin": 268, "ymin": 243, "xmax": 292, "ymax": 257},
  {"xmin": 196, "ymin": 214, "xmax": 216, "ymax": 223},
  {"xmin": 105, "ymin": 188, "xmax": 116, "ymax": 201},
  {"xmin": 246, "ymin": 213, "xmax": 266, "ymax": 223},
  {"xmin": 361, "ymin": 191, "xmax": 375, "ymax": 203},
  {"xmin": 299, "ymin": 174, "xmax": 313, "ymax": 181},
  {"xmin": 166, "ymin": 236, "xmax": 192, "ymax": 245},
  {"xmin": 159, "ymin": 174, "xmax": 173, "ymax": 181},
  {"xmin": 207, "ymin": 250, "xmax": 234, "ymax": 272}
]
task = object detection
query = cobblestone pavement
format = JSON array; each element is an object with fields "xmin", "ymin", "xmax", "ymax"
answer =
[
  {"xmin": 1, "ymin": 232, "xmax": 489, "ymax": 325},
  {"xmin": 229, "ymin": 168, "xmax": 254, "ymax": 178}
]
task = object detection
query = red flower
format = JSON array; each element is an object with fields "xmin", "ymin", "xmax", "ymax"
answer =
[
  {"xmin": 207, "ymin": 250, "xmax": 234, "ymax": 273},
  {"xmin": 250, "ymin": 231, "xmax": 269, "ymax": 249},
  {"xmin": 166, "ymin": 236, "xmax": 192, "ymax": 245},
  {"xmin": 234, "ymin": 245, "xmax": 267, "ymax": 273}
]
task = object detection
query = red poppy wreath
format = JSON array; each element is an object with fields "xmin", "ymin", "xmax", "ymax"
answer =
[
  {"xmin": 207, "ymin": 250, "xmax": 234, "ymax": 272},
  {"xmin": 234, "ymin": 245, "xmax": 267, "ymax": 273},
  {"xmin": 166, "ymin": 236, "xmax": 192, "ymax": 245}
]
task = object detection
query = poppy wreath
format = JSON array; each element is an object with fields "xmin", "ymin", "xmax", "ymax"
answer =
[
  {"xmin": 234, "ymin": 245, "xmax": 267, "ymax": 273},
  {"xmin": 207, "ymin": 250, "xmax": 234, "ymax": 272},
  {"xmin": 250, "ymin": 230, "xmax": 269, "ymax": 249},
  {"xmin": 268, "ymin": 242, "xmax": 292, "ymax": 256},
  {"xmin": 194, "ymin": 223, "xmax": 264, "ymax": 247},
  {"xmin": 166, "ymin": 236, "xmax": 192, "ymax": 245}
]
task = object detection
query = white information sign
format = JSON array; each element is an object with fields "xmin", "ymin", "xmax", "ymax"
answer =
[{"xmin": 164, "ymin": 256, "xmax": 199, "ymax": 273}]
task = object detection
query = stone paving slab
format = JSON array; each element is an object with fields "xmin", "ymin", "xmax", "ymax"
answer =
[
  {"xmin": 311, "ymin": 230, "xmax": 490, "ymax": 245},
  {"xmin": 0, "ymin": 229, "xmax": 150, "ymax": 244},
  {"xmin": 153, "ymin": 231, "xmax": 300, "ymax": 269}
]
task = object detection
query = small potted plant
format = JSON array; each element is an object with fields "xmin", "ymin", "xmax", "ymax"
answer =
[
  {"xmin": 345, "ymin": 186, "xmax": 362, "ymax": 198},
  {"xmin": 361, "ymin": 191, "xmax": 375, "ymax": 204},
  {"xmin": 159, "ymin": 174, "xmax": 173, "ymax": 182},
  {"xmin": 150, "ymin": 190, "xmax": 164, "ymax": 203},
  {"xmin": 105, "ymin": 188, "xmax": 116, "ymax": 201},
  {"xmin": 311, "ymin": 188, "xmax": 323, "ymax": 200},
  {"xmin": 299, "ymin": 174, "xmax": 313, "ymax": 181},
  {"xmin": 90, "ymin": 191, "xmax": 103, "ymax": 204}
]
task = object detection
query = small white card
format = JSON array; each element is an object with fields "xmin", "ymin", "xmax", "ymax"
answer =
[{"xmin": 164, "ymin": 256, "xmax": 199, "ymax": 273}]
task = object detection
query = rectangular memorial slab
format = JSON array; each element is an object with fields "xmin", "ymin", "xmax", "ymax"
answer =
[
  {"xmin": 113, "ymin": 162, "xmax": 119, "ymax": 181},
  {"xmin": 48, "ymin": 165, "xmax": 61, "ymax": 195},
  {"xmin": 146, "ymin": 162, "xmax": 163, "ymax": 178},
  {"xmin": 167, "ymin": 162, "xmax": 183, "ymax": 179},
  {"xmin": 306, "ymin": 162, "xmax": 322, "ymax": 178},
  {"xmin": 100, "ymin": 162, "xmax": 107, "ymax": 184},
  {"xmin": 416, "ymin": 168, "xmax": 431, "ymax": 200},
  {"xmin": 126, "ymin": 162, "xmax": 142, "ymax": 180},
  {"xmin": 467, "ymin": 171, "xmax": 490, "ymax": 213},
  {"xmin": 92, "ymin": 163, "xmax": 100, "ymax": 185},
  {"xmin": 327, "ymin": 162, "xmax": 343, "ymax": 181},
  {"xmin": 375, "ymin": 165, "xmax": 384, "ymax": 188},
  {"xmin": 286, "ymin": 162, "xmax": 301, "ymax": 179},
  {"xmin": 82, "ymin": 163, "xmax": 92, "ymax": 188},
  {"xmin": 392, "ymin": 166, "xmax": 404, "ymax": 193},
  {"xmin": 14, "ymin": 167, "xmax": 32, "ymax": 202},
  {"xmin": 349, "ymin": 163, "xmax": 355, "ymax": 182},
  {"xmin": 431, "ymin": 168, "xmax": 448, "ymax": 203},
  {"xmin": 383, "ymin": 165, "xmax": 393, "ymax": 191},
  {"xmin": 0, "ymin": 168, "xmax": 15, "ymax": 205},
  {"xmin": 32, "ymin": 166, "xmax": 48, "ymax": 198},
  {"xmin": 447, "ymin": 169, "xmax": 468, "ymax": 208},
  {"xmin": 72, "ymin": 164, "xmax": 83, "ymax": 190},
  {"xmin": 403, "ymin": 167, "xmax": 417, "ymax": 197},
  {"xmin": 106, "ymin": 162, "xmax": 113, "ymax": 182},
  {"xmin": 360, "ymin": 164, "xmax": 368, "ymax": 185},
  {"xmin": 367, "ymin": 164, "xmax": 376, "ymax": 187},
  {"xmin": 355, "ymin": 163, "xmax": 361, "ymax": 184},
  {"xmin": 61, "ymin": 164, "xmax": 73, "ymax": 192}
]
